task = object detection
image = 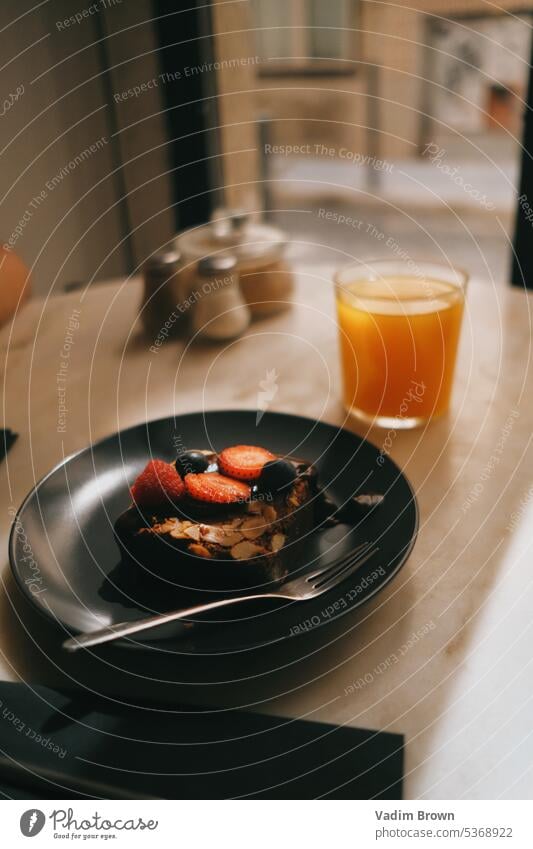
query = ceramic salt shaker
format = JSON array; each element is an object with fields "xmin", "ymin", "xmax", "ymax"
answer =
[{"xmin": 191, "ymin": 254, "xmax": 250, "ymax": 341}]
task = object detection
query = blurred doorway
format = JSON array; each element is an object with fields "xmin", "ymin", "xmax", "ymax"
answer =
[{"xmin": 209, "ymin": 0, "xmax": 533, "ymax": 285}]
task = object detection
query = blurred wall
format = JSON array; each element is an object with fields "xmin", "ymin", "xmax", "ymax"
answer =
[{"xmin": 0, "ymin": 0, "xmax": 174, "ymax": 296}]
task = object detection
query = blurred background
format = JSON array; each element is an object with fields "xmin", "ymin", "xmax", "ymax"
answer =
[{"xmin": 0, "ymin": 0, "xmax": 531, "ymax": 300}]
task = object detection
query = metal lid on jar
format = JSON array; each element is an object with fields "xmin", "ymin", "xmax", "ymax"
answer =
[
  {"xmin": 197, "ymin": 253, "xmax": 237, "ymax": 277},
  {"xmin": 144, "ymin": 249, "xmax": 181, "ymax": 274},
  {"xmin": 176, "ymin": 208, "xmax": 287, "ymax": 267}
]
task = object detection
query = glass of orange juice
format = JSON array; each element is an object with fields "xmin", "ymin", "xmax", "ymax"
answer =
[{"xmin": 335, "ymin": 260, "xmax": 468, "ymax": 428}]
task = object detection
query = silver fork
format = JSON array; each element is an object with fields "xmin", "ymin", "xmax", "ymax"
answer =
[{"xmin": 62, "ymin": 542, "xmax": 379, "ymax": 652}]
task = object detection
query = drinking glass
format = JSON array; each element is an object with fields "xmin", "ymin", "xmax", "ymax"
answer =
[{"xmin": 335, "ymin": 260, "xmax": 468, "ymax": 428}]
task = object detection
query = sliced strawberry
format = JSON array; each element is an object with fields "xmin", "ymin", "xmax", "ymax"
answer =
[
  {"xmin": 184, "ymin": 472, "xmax": 251, "ymax": 504},
  {"xmin": 218, "ymin": 445, "xmax": 275, "ymax": 481},
  {"xmin": 131, "ymin": 459, "xmax": 184, "ymax": 509}
]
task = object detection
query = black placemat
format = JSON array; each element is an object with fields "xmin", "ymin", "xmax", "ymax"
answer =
[{"xmin": 0, "ymin": 683, "xmax": 403, "ymax": 799}]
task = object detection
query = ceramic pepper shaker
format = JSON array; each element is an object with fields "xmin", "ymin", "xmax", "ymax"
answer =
[
  {"xmin": 191, "ymin": 254, "xmax": 250, "ymax": 341},
  {"xmin": 140, "ymin": 249, "xmax": 183, "ymax": 340}
]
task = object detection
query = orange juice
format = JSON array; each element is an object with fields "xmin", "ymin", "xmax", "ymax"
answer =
[{"xmin": 335, "ymin": 269, "xmax": 466, "ymax": 427}]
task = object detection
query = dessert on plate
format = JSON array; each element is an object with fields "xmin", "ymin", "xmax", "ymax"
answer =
[{"xmin": 114, "ymin": 444, "xmax": 319, "ymax": 590}]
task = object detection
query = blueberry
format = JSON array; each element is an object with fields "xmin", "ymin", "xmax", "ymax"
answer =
[
  {"xmin": 175, "ymin": 451, "xmax": 210, "ymax": 477},
  {"xmin": 258, "ymin": 459, "xmax": 296, "ymax": 497}
]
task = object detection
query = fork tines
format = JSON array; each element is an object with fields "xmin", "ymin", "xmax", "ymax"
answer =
[{"xmin": 312, "ymin": 546, "xmax": 379, "ymax": 594}]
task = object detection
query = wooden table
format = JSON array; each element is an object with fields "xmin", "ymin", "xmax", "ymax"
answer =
[{"xmin": 1, "ymin": 271, "xmax": 532, "ymax": 799}]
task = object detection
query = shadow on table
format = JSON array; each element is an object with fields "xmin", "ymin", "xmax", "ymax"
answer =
[{"xmin": 0, "ymin": 564, "xmax": 418, "ymax": 711}]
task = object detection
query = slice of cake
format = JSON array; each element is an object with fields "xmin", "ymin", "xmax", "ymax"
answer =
[{"xmin": 114, "ymin": 445, "xmax": 319, "ymax": 591}]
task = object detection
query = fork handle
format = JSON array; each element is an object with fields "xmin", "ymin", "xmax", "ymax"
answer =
[{"xmin": 62, "ymin": 592, "xmax": 281, "ymax": 652}]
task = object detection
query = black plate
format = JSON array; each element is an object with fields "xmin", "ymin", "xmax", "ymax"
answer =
[{"xmin": 9, "ymin": 411, "xmax": 418, "ymax": 654}]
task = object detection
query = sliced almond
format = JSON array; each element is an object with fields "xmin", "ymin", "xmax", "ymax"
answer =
[
  {"xmin": 199, "ymin": 525, "xmax": 241, "ymax": 547},
  {"xmin": 230, "ymin": 541, "xmax": 265, "ymax": 560},
  {"xmin": 219, "ymin": 518, "xmax": 244, "ymax": 533},
  {"xmin": 271, "ymin": 533, "xmax": 286, "ymax": 552},
  {"xmin": 241, "ymin": 529, "xmax": 264, "ymax": 541},
  {"xmin": 240, "ymin": 516, "xmax": 266, "ymax": 540},
  {"xmin": 262, "ymin": 505, "xmax": 277, "ymax": 523},
  {"xmin": 153, "ymin": 518, "xmax": 179, "ymax": 534},
  {"xmin": 165, "ymin": 519, "xmax": 191, "ymax": 537},
  {"xmin": 198, "ymin": 524, "xmax": 221, "ymax": 543},
  {"xmin": 183, "ymin": 525, "xmax": 201, "ymax": 541},
  {"xmin": 241, "ymin": 516, "xmax": 265, "ymax": 529},
  {"xmin": 225, "ymin": 517, "xmax": 245, "ymax": 528},
  {"xmin": 218, "ymin": 532, "xmax": 243, "ymax": 547},
  {"xmin": 246, "ymin": 501, "xmax": 262, "ymax": 514},
  {"xmin": 188, "ymin": 543, "xmax": 211, "ymax": 558}
]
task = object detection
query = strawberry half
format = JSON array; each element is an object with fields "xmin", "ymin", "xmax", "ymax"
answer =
[
  {"xmin": 131, "ymin": 459, "xmax": 184, "ymax": 509},
  {"xmin": 184, "ymin": 472, "xmax": 251, "ymax": 504},
  {"xmin": 218, "ymin": 445, "xmax": 275, "ymax": 481}
]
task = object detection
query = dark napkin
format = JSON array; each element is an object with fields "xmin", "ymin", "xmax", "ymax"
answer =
[
  {"xmin": 0, "ymin": 682, "xmax": 403, "ymax": 799},
  {"xmin": 0, "ymin": 428, "xmax": 17, "ymax": 462}
]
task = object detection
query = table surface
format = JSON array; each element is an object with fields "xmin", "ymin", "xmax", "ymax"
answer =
[{"xmin": 1, "ymin": 271, "xmax": 532, "ymax": 800}]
